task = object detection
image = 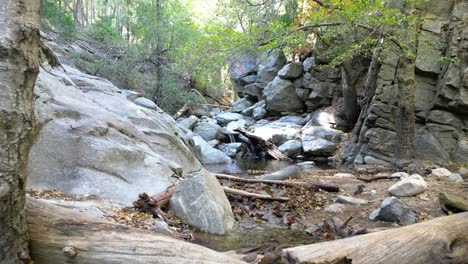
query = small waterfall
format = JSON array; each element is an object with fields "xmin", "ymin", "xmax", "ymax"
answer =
[{"xmin": 228, "ymin": 134, "xmax": 236, "ymax": 143}]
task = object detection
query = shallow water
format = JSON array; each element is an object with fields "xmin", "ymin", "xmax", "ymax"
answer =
[{"xmin": 194, "ymin": 159, "xmax": 331, "ymax": 252}]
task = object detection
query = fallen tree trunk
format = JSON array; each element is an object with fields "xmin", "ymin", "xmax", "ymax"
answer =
[
  {"xmin": 356, "ymin": 175, "xmax": 401, "ymax": 182},
  {"xmin": 215, "ymin": 173, "xmax": 339, "ymax": 192},
  {"xmin": 235, "ymin": 127, "xmax": 292, "ymax": 161},
  {"xmin": 223, "ymin": 186, "xmax": 289, "ymax": 202},
  {"xmin": 282, "ymin": 212, "xmax": 468, "ymax": 264},
  {"xmin": 26, "ymin": 198, "xmax": 245, "ymax": 264}
]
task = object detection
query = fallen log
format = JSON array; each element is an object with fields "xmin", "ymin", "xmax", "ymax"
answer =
[
  {"xmin": 26, "ymin": 198, "xmax": 245, "ymax": 264},
  {"xmin": 172, "ymin": 104, "xmax": 190, "ymax": 119},
  {"xmin": 282, "ymin": 212, "xmax": 468, "ymax": 264},
  {"xmin": 223, "ymin": 186, "xmax": 289, "ymax": 202},
  {"xmin": 235, "ymin": 127, "xmax": 292, "ymax": 161},
  {"xmin": 215, "ymin": 173, "xmax": 339, "ymax": 192},
  {"xmin": 356, "ymin": 175, "xmax": 401, "ymax": 182}
]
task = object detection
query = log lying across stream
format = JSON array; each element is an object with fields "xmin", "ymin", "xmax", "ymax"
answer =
[
  {"xmin": 235, "ymin": 127, "xmax": 292, "ymax": 161},
  {"xmin": 26, "ymin": 198, "xmax": 244, "ymax": 264},
  {"xmin": 282, "ymin": 212, "xmax": 468, "ymax": 264}
]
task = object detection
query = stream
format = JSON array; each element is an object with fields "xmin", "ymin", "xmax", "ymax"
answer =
[{"xmin": 192, "ymin": 160, "xmax": 329, "ymax": 252}]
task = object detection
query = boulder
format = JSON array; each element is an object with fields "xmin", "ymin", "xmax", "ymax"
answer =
[
  {"xmin": 193, "ymin": 122, "xmax": 225, "ymax": 141},
  {"xmin": 257, "ymin": 66, "xmax": 279, "ymax": 83},
  {"xmin": 241, "ymin": 100, "xmax": 265, "ymax": 117},
  {"xmin": 178, "ymin": 115, "xmax": 199, "ymax": 130},
  {"xmin": 252, "ymin": 120, "xmax": 302, "ymax": 145},
  {"xmin": 278, "ymin": 62, "xmax": 304, "ymax": 80},
  {"xmin": 218, "ymin": 143, "xmax": 246, "ymax": 158},
  {"xmin": 335, "ymin": 195, "xmax": 368, "ymax": 205},
  {"xmin": 243, "ymin": 83, "xmax": 265, "ymax": 99},
  {"xmin": 429, "ymin": 168, "xmax": 452, "ymax": 178},
  {"xmin": 263, "ymin": 77, "xmax": 304, "ymax": 113},
  {"xmin": 302, "ymin": 138, "xmax": 337, "ymax": 156},
  {"xmin": 188, "ymin": 135, "xmax": 231, "ymax": 164},
  {"xmin": 134, "ymin": 97, "xmax": 161, "ymax": 111},
  {"xmin": 388, "ymin": 174, "xmax": 428, "ymax": 197},
  {"xmin": 439, "ymin": 192, "xmax": 468, "ymax": 213},
  {"xmin": 231, "ymin": 97, "xmax": 253, "ymax": 113},
  {"xmin": 458, "ymin": 167, "xmax": 468, "ymax": 178},
  {"xmin": 252, "ymin": 107, "xmax": 268, "ymax": 120},
  {"xmin": 216, "ymin": 112, "xmax": 253, "ymax": 126},
  {"xmin": 303, "ymin": 57, "xmax": 315, "ymax": 72},
  {"xmin": 278, "ymin": 140, "xmax": 303, "ymax": 158},
  {"xmin": 447, "ymin": 173, "xmax": 464, "ymax": 183},
  {"xmin": 169, "ymin": 170, "xmax": 236, "ymax": 234},
  {"xmin": 229, "ymin": 54, "xmax": 257, "ymax": 80},
  {"xmin": 369, "ymin": 197, "xmax": 416, "ymax": 224},
  {"xmin": 29, "ymin": 67, "xmax": 202, "ymax": 204},
  {"xmin": 302, "ymin": 126, "xmax": 341, "ymax": 143},
  {"xmin": 258, "ymin": 49, "xmax": 287, "ymax": 69},
  {"xmin": 226, "ymin": 119, "xmax": 247, "ymax": 133}
]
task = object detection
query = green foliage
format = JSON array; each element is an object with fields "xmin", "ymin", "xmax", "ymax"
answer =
[
  {"xmin": 87, "ymin": 16, "xmax": 121, "ymax": 43},
  {"xmin": 40, "ymin": 0, "xmax": 75, "ymax": 38}
]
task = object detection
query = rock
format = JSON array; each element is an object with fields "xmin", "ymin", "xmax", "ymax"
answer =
[
  {"xmin": 296, "ymin": 161, "xmax": 315, "ymax": 170},
  {"xmin": 257, "ymin": 66, "xmax": 279, "ymax": 83},
  {"xmin": 243, "ymin": 83, "xmax": 265, "ymax": 99},
  {"xmin": 229, "ymin": 54, "xmax": 257, "ymax": 80},
  {"xmin": 302, "ymin": 138, "xmax": 337, "ymax": 156},
  {"xmin": 241, "ymin": 101, "xmax": 265, "ymax": 117},
  {"xmin": 335, "ymin": 195, "xmax": 368, "ymax": 205},
  {"xmin": 447, "ymin": 173, "xmax": 464, "ymax": 183},
  {"xmin": 210, "ymin": 108, "xmax": 221, "ymax": 117},
  {"xmin": 388, "ymin": 174, "xmax": 428, "ymax": 197},
  {"xmin": 429, "ymin": 167, "xmax": 452, "ymax": 178},
  {"xmin": 370, "ymin": 197, "xmax": 416, "ymax": 224},
  {"xmin": 302, "ymin": 126, "xmax": 341, "ymax": 143},
  {"xmin": 252, "ymin": 107, "xmax": 268, "ymax": 120},
  {"xmin": 364, "ymin": 156, "xmax": 391, "ymax": 166},
  {"xmin": 252, "ymin": 120, "xmax": 302, "ymax": 144},
  {"xmin": 324, "ymin": 203, "xmax": 346, "ymax": 213},
  {"xmin": 240, "ymin": 75, "xmax": 257, "ymax": 85},
  {"xmin": 278, "ymin": 62, "xmax": 304, "ymax": 80},
  {"xmin": 427, "ymin": 110, "xmax": 464, "ymax": 129},
  {"xmin": 296, "ymin": 88, "xmax": 310, "ymax": 101},
  {"xmin": 189, "ymin": 135, "xmax": 231, "ymax": 164},
  {"xmin": 391, "ymin": 172, "xmax": 410, "ymax": 179},
  {"xmin": 29, "ymin": 67, "xmax": 202, "ymax": 204},
  {"xmin": 231, "ymin": 97, "xmax": 253, "ymax": 113},
  {"xmin": 263, "ymin": 77, "xmax": 304, "ymax": 113},
  {"xmin": 120, "ymin": 89, "xmax": 141, "ymax": 100},
  {"xmin": 207, "ymin": 139, "xmax": 220, "ymax": 147},
  {"xmin": 193, "ymin": 122, "xmax": 225, "ymax": 141},
  {"xmin": 278, "ymin": 140, "xmax": 302, "ymax": 158},
  {"xmin": 169, "ymin": 170, "xmax": 235, "ymax": 234},
  {"xmin": 216, "ymin": 112, "xmax": 253, "ymax": 126},
  {"xmin": 439, "ymin": 193, "xmax": 468, "ymax": 213},
  {"xmin": 218, "ymin": 143, "xmax": 246, "ymax": 158},
  {"xmin": 178, "ymin": 115, "xmax": 199, "ymax": 130},
  {"xmin": 303, "ymin": 57, "xmax": 315, "ymax": 72},
  {"xmin": 258, "ymin": 49, "xmax": 287, "ymax": 69},
  {"xmin": 260, "ymin": 165, "xmax": 301, "ymax": 181},
  {"xmin": 334, "ymin": 173, "xmax": 355, "ymax": 178},
  {"xmin": 458, "ymin": 167, "xmax": 468, "ymax": 178},
  {"xmin": 277, "ymin": 115, "xmax": 307, "ymax": 126},
  {"xmin": 133, "ymin": 97, "xmax": 162, "ymax": 111}
]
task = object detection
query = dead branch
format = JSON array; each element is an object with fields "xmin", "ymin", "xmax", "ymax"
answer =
[
  {"xmin": 235, "ymin": 127, "xmax": 292, "ymax": 161},
  {"xmin": 223, "ymin": 186, "xmax": 289, "ymax": 202},
  {"xmin": 356, "ymin": 175, "xmax": 401, "ymax": 182}
]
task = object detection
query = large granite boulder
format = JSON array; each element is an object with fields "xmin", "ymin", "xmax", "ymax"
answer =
[
  {"xmin": 193, "ymin": 121, "xmax": 226, "ymax": 141},
  {"xmin": 252, "ymin": 119, "xmax": 302, "ymax": 145},
  {"xmin": 170, "ymin": 170, "xmax": 236, "ymax": 234},
  {"xmin": 278, "ymin": 140, "xmax": 303, "ymax": 158},
  {"xmin": 278, "ymin": 62, "xmax": 304, "ymax": 80},
  {"xmin": 188, "ymin": 135, "xmax": 231, "ymax": 164},
  {"xmin": 263, "ymin": 77, "xmax": 304, "ymax": 113},
  {"xmin": 29, "ymin": 66, "xmax": 202, "ymax": 204}
]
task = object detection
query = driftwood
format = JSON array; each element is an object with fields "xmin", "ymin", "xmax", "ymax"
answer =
[
  {"xmin": 356, "ymin": 175, "xmax": 401, "ymax": 182},
  {"xmin": 215, "ymin": 173, "xmax": 339, "ymax": 192},
  {"xmin": 282, "ymin": 212, "xmax": 468, "ymax": 264},
  {"xmin": 235, "ymin": 127, "xmax": 292, "ymax": 161},
  {"xmin": 26, "ymin": 198, "xmax": 244, "ymax": 264},
  {"xmin": 223, "ymin": 186, "xmax": 289, "ymax": 202}
]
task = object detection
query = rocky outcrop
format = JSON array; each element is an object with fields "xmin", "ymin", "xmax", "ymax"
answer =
[{"xmin": 29, "ymin": 65, "xmax": 202, "ymax": 204}]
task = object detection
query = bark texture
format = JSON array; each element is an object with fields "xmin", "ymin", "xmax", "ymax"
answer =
[{"xmin": 0, "ymin": 0, "xmax": 40, "ymax": 263}]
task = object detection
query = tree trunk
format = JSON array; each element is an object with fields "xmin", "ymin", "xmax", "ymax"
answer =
[
  {"xmin": 340, "ymin": 58, "xmax": 359, "ymax": 130},
  {"xmin": 153, "ymin": 0, "xmax": 163, "ymax": 103},
  {"xmin": 0, "ymin": 0, "xmax": 40, "ymax": 262},
  {"xmin": 282, "ymin": 212, "xmax": 468, "ymax": 264},
  {"xmin": 26, "ymin": 198, "xmax": 244, "ymax": 264}
]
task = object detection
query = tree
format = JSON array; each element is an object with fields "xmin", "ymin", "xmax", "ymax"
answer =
[{"xmin": 0, "ymin": 0, "xmax": 41, "ymax": 262}]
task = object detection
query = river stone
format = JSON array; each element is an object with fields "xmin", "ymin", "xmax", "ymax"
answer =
[
  {"xmin": 188, "ymin": 135, "xmax": 231, "ymax": 164},
  {"xmin": 429, "ymin": 168, "xmax": 452, "ymax": 178},
  {"xmin": 458, "ymin": 167, "xmax": 468, "ymax": 178},
  {"xmin": 193, "ymin": 122, "xmax": 225, "ymax": 141},
  {"xmin": 231, "ymin": 97, "xmax": 253, "ymax": 113},
  {"xmin": 388, "ymin": 174, "xmax": 428, "ymax": 197},
  {"xmin": 133, "ymin": 97, "xmax": 161, "ymax": 111},
  {"xmin": 335, "ymin": 195, "xmax": 368, "ymax": 205},
  {"xmin": 278, "ymin": 140, "xmax": 303, "ymax": 158},
  {"xmin": 370, "ymin": 197, "xmax": 416, "ymax": 224},
  {"xmin": 439, "ymin": 193, "xmax": 468, "ymax": 213},
  {"xmin": 302, "ymin": 138, "xmax": 337, "ymax": 156},
  {"xmin": 278, "ymin": 62, "xmax": 304, "ymax": 80},
  {"xmin": 263, "ymin": 77, "xmax": 304, "ymax": 113},
  {"xmin": 29, "ymin": 67, "xmax": 202, "ymax": 204},
  {"xmin": 446, "ymin": 173, "xmax": 464, "ymax": 183},
  {"xmin": 252, "ymin": 107, "xmax": 268, "ymax": 120},
  {"xmin": 169, "ymin": 170, "xmax": 235, "ymax": 234},
  {"xmin": 260, "ymin": 165, "xmax": 302, "ymax": 181}
]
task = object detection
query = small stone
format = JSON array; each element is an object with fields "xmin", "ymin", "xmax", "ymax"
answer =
[
  {"xmin": 335, "ymin": 195, "xmax": 368, "ymax": 205},
  {"xmin": 368, "ymin": 209, "xmax": 380, "ymax": 220},
  {"xmin": 62, "ymin": 246, "xmax": 77, "ymax": 258},
  {"xmin": 429, "ymin": 168, "xmax": 452, "ymax": 178},
  {"xmin": 370, "ymin": 197, "xmax": 416, "ymax": 224},
  {"xmin": 447, "ymin": 173, "xmax": 464, "ymax": 183},
  {"xmin": 388, "ymin": 174, "xmax": 428, "ymax": 197},
  {"xmin": 324, "ymin": 203, "xmax": 346, "ymax": 213},
  {"xmin": 439, "ymin": 193, "xmax": 468, "ymax": 213},
  {"xmin": 334, "ymin": 173, "xmax": 355, "ymax": 178}
]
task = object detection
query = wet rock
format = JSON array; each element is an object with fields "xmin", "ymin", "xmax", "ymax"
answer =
[
  {"xmin": 218, "ymin": 143, "xmax": 246, "ymax": 158},
  {"xmin": 447, "ymin": 173, "xmax": 464, "ymax": 183},
  {"xmin": 439, "ymin": 193, "xmax": 468, "ymax": 213},
  {"xmin": 335, "ymin": 195, "xmax": 368, "ymax": 205},
  {"xmin": 189, "ymin": 135, "xmax": 231, "ymax": 164},
  {"xmin": 302, "ymin": 138, "xmax": 336, "ymax": 156},
  {"xmin": 388, "ymin": 174, "xmax": 428, "ymax": 197},
  {"xmin": 231, "ymin": 97, "xmax": 253, "ymax": 113},
  {"xmin": 324, "ymin": 203, "xmax": 346, "ymax": 213},
  {"xmin": 170, "ymin": 169, "xmax": 235, "ymax": 234},
  {"xmin": 278, "ymin": 62, "xmax": 304, "ymax": 80},
  {"xmin": 263, "ymin": 77, "xmax": 304, "ymax": 113},
  {"xmin": 278, "ymin": 140, "xmax": 302, "ymax": 158},
  {"xmin": 369, "ymin": 197, "xmax": 416, "ymax": 224},
  {"xmin": 429, "ymin": 167, "xmax": 452, "ymax": 178}
]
